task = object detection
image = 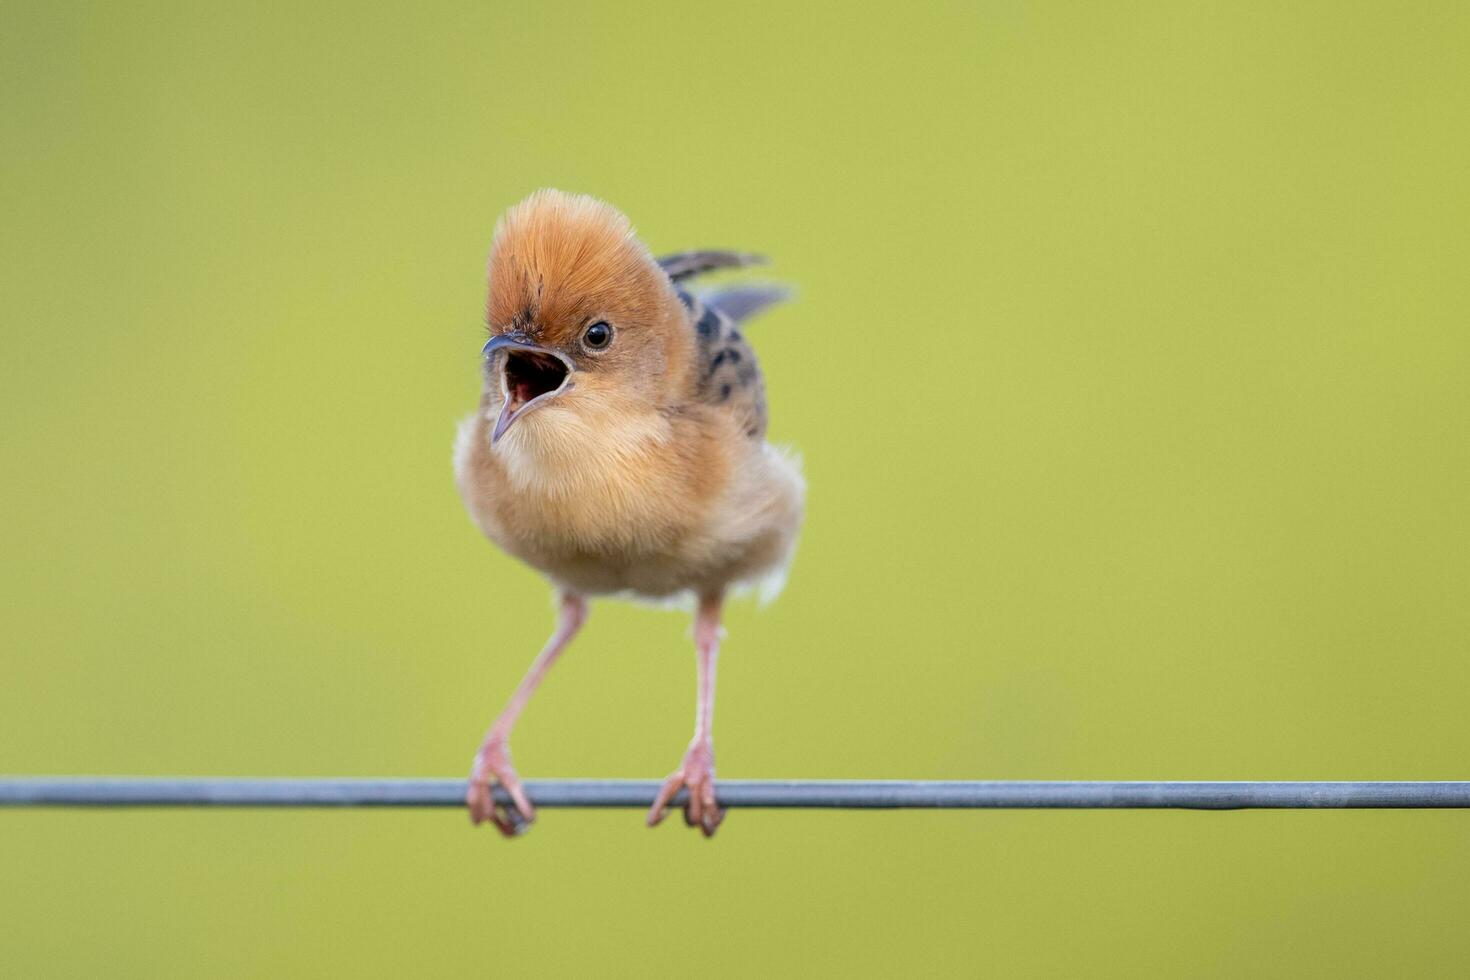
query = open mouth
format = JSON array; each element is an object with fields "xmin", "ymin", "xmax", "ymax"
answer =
[
  {"xmin": 493, "ymin": 348, "xmax": 571, "ymax": 442},
  {"xmin": 504, "ymin": 350, "xmax": 569, "ymax": 412}
]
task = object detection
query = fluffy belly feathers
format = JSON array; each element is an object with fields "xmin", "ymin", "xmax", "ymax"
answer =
[{"xmin": 454, "ymin": 406, "xmax": 803, "ymax": 600}]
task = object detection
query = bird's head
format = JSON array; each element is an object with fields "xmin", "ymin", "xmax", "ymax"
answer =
[{"xmin": 480, "ymin": 189, "xmax": 691, "ymax": 446}]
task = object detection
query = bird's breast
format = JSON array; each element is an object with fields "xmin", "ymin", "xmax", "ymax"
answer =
[
  {"xmin": 457, "ymin": 397, "xmax": 726, "ymax": 569},
  {"xmin": 455, "ymin": 392, "xmax": 801, "ymax": 599}
]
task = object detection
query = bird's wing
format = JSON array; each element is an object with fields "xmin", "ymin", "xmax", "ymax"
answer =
[
  {"xmin": 657, "ymin": 250, "xmax": 765, "ymax": 282},
  {"xmin": 661, "ymin": 252, "xmax": 790, "ymax": 440},
  {"xmin": 685, "ymin": 291, "xmax": 771, "ymax": 440}
]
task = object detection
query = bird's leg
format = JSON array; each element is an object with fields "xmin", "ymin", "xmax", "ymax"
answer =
[
  {"xmin": 648, "ymin": 592, "xmax": 725, "ymax": 836},
  {"xmin": 467, "ymin": 592, "xmax": 587, "ymax": 836}
]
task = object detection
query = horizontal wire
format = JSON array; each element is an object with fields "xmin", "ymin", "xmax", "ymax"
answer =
[{"xmin": 3, "ymin": 778, "xmax": 1470, "ymax": 809}]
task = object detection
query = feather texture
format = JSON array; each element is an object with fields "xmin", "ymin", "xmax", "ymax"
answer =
[
  {"xmin": 456, "ymin": 190, "xmax": 803, "ymax": 600},
  {"xmin": 657, "ymin": 250, "xmax": 766, "ymax": 282},
  {"xmin": 703, "ymin": 285, "xmax": 791, "ymax": 325},
  {"xmin": 457, "ymin": 190, "xmax": 805, "ymax": 837}
]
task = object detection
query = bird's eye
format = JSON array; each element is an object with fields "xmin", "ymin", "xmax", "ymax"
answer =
[{"xmin": 582, "ymin": 321, "xmax": 613, "ymax": 350}]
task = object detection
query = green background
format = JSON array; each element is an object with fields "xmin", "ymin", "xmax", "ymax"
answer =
[{"xmin": 3, "ymin": 2, "xmax": 1468, "ymax": 976}]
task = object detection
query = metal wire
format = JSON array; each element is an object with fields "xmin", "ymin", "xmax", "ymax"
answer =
[{"xmin": 4, "ymin": 777, "xmax": 1470, "ymax": 809}]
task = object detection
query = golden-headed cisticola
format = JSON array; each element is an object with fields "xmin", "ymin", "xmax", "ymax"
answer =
[{"xmin": 453, "ymin": 190, "xmax": 804, "ymax": 836}]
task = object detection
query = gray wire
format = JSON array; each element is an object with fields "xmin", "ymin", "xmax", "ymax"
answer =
[{"xmin": 3, "ymin": 778, "xmax": 1470, "ymax": 809}]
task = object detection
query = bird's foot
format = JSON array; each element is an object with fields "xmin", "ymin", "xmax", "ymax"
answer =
[
  {"xmin": 466, "ymin": 735, "xmax": 535, "ymax": 837},
  {"xmin": 647, "ymin": 736, "xmax": 723, "ymax": 837}
]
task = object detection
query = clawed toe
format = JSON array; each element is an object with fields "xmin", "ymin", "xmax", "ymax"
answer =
[
  {"xmin": 467, "ymin": 740, "xmax": 535, "ymax": 837},
  {"xmin": 465, "ymin": 781, "xmax": 528, "ymax": 836},
  {"xmin": 647, "ymin": 740, "xmax": 724, "ymax": 836}
]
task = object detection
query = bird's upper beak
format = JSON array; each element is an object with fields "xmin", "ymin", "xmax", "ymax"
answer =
[{"xmin": 482, "ymin": 332, "xmax": 575, "ymax": 443}]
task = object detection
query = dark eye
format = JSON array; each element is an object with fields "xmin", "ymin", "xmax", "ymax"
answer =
[{"xmin": 582, "ymin": 321, "xmax": 613, "ymax": 350}]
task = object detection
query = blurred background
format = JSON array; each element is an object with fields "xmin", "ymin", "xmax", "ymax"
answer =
[{"xmin": 2, "ymin": 1, "xmax": 1468, "ymax": 976}]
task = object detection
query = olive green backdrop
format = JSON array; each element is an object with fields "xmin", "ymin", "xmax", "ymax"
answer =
[{"xmin": 3, "ymin": 2, "xmax": 1468, "ymax": 976}]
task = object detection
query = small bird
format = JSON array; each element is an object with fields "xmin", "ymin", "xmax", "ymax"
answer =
[{"xmin": 453, "ymin": 189, "xmax": 804, "ymax": 837}]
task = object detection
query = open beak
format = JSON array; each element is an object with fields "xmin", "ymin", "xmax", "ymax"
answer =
[{"xmin": 481, "ymin": 332, "xmax": 574, "ymax": 443}]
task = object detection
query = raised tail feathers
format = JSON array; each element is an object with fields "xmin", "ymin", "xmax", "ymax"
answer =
[{"xmin": 657, "ymin": 250, "xmax": 766, "ymax": 282}]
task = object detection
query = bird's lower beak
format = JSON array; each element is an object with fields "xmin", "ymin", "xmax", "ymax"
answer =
[{"xmin": 482, "ymin": 333, "xmax": 574, "ymax": 443}]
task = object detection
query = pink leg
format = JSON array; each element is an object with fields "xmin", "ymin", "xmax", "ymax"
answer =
[
  {"xmin": 467, "ymin": 592, "xmax": 587, "ymax": 836},
  {"xmin": 648, "ymin": 593, "xmax": 725, "ymax": 836}
]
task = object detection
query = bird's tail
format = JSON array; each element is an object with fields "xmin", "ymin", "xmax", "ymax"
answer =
[
  {"xmin": 703, "ymin": 285, "xmax": 792, "ymax": 325},
  {"xmin": 657, "ymin": 250, "xmax": 766, "ymax": 282}
]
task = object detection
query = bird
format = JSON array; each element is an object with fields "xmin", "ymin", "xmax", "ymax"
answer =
[{"xmin": 453, "ymin": 189, "xmax": 804, "ymax": 837}]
